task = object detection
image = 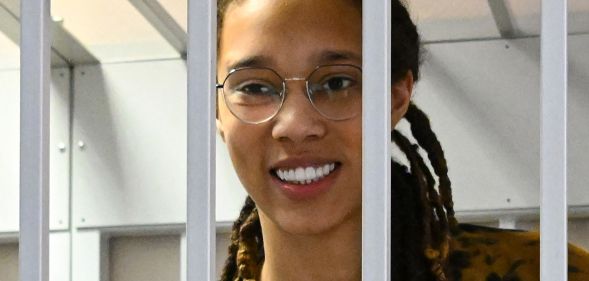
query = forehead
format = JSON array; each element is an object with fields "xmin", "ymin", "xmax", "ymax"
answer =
[{"xmin": 219, "ymin": 0, "xmax": 362, "ymax": 75}]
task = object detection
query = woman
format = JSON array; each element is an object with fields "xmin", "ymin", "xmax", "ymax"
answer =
[{"xmin": 214, "ymin": 0, "xmax": 589, "ymax": 280}]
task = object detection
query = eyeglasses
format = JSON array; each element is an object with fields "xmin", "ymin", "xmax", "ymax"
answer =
[{"xmin": 216, "ymin": 64, "xmax": 362, "ymax": 124}]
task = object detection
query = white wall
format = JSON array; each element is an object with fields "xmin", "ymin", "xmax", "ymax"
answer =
[
  {"xmin": 0, "ymin": 68, "xmax": 71, "ymax": 233},
  {"xmin": 71, "ymin": 61, "xmax": 247, "ymax": 229}
]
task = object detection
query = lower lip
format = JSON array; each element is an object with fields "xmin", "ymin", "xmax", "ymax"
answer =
[{"xmin": 271, "ymin": 166, "xmax": 340, "ymax": 201}]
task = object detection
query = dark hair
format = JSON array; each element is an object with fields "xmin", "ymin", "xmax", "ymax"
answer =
[{"xmin": 217, "ymin": 1, "xmax": 456, "ymax": 280}]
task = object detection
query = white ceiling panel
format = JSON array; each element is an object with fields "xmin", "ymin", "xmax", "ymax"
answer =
[
  {"xmin": 0, "ymin": 31, "xmax": 19, "ymax": 69},
  {"xmin": 507, "ymin": 0, "xmax": 588, "ymax": 35},
  {"xmin": 409, "ymin": 0, "xmax": 500, "ymax": 42},
  {"xmin": 51, "ymin": 0, "xmax": 179, "ymax": 62},
  {"xmin": 158, "ymin": 0, "xmax": 187, "ymax": 32},
  {"xmin": 410, "ymin": 0, "xmax": 588, "ymax": 42},
  {"xmin": 3, "ymin": 0, "xmax": 586, "ymax": 64}
]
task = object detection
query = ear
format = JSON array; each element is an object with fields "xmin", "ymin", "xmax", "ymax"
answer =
[{"xmin": 391, "ymin": 71, "xmax": 414, "ymax": 128}]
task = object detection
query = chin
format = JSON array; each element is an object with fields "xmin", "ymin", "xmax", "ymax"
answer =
[{"xmin": 269, "ymin": 206, "xmax": 361, "ymax": 236}]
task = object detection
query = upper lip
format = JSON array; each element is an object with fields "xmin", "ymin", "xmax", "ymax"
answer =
[{"xmin": 269, "ymin": 156, "xmax": 340, "ymax": 171}]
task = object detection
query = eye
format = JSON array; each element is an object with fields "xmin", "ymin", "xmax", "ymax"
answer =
[
  {"xmin": 234, "ymin": 82, "xmax": 278, "ymax": 96},
  {"xmin": 319, "ymin": 76, "xmax": 355, "ymax": 91}
]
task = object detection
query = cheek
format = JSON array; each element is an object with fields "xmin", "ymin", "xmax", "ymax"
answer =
[
  {"xmin": 223, "ymin": 123, "xmax": 270, "ymax": 191},
  {"xmin": 349, "ymin": 121, "xmax": 363, "ymax": 193},
  {"xmin": 225, "ymin": 126, "xmax": 260, "ymax": 169},
  {"xmin": 348, "ymin": 120, "xmax": 363, "ymax": 159}
]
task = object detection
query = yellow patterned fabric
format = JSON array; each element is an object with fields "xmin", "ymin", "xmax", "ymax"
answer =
[{"xmin": 447, "ymin": 224, "xmax": 589, "ymax": 280}]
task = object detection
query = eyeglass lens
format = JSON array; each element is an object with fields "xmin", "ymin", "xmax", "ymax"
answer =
[{"xmin": 221, "ymin": 65, "xmax": 362, "ymax": 123}]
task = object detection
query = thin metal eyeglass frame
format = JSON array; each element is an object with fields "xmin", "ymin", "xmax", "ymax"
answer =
[{"xmin": 216, "ymin": 64, "xmax": 362, "ymax": 124}]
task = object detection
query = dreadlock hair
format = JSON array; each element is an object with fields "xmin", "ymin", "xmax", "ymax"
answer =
[
  {"xmin": 392, "ymin": 107, "xmax": 456, "ymax": 281},
  {"xmin": 217, "ymin": 0, "xmax": 458, "ymax": 280}
]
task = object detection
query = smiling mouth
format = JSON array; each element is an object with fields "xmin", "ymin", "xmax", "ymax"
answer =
[{"xmin": 271, "ymin": 162, "xmax": 342, "ymax": 185}]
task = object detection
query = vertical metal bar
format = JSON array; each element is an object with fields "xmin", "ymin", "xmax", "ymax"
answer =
[
  {"xmin": 540, "ymin": 0, "xmax": 568, "ymax": 280},
  {"xmin": 19, "ymin": 0, "xmax": 51, "ymax": 281},
  {"xmin": 180, "ymin": 233, "xmax": 187, "ymax": 281},
  {"xmin": 186, "ymin": 0, "xmax": 216, "ymax": 280},
  {"xmin": 362, "ymin": 0, "xmax": 391, "ymax": 280}
]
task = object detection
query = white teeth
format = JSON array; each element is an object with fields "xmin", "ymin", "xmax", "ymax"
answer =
[
  {"xmin": 316, "ymin": 166, "xmax": 324, "ymax": 178},
  {"xmin": 305, "ymin": 167, "xmax": 316, "ymax": 180},
  {"xmin": 276, "ymin": 162, "xmax": 338, "ymax": 184},
  {"xmin": 295, "ymin": 167, "xmax": 305, "ymax": 181}
]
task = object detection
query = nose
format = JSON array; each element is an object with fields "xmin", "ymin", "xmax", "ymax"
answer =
[{"xmin": 271, "ymin": 83, "xmax": 326, "ymax": 144}]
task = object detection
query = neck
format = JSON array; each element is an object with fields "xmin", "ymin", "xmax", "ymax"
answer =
[{"xmin": 259, "ymin": 210, "xmax": 362, "ymax": 281}]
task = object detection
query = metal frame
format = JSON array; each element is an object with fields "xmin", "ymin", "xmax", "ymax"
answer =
[
  {"xmin": 186, "ymin": 0, "xmax": 216, "ymax": 280},
  {"xmin": 540, "ymin": 0, "xmax": 568, "ymax": 280},
  {"xmin": 362, "ymin": 0, "xmax": 391, "ymax": 280},
  {"xmin": 0, "ymin": 1, "xmax": 19, "ymax": 44},
  {"xmin": 50, "ymin": 21, "xmax": 98, "ymax": 65},
  {"xmin": 0, "ymin": 0, "xmax": 97, "ymax": 66},
  {"xmin": 128, "ymin": 0, "xmax": 187, "ymax": 57},
  {"xmin": 487, "ymin": 0, "xmax": 517, "ymax": 38},
  {"xmin": 14, "ymin": 0, "xmax": 572, "ymax": 279},
  {"xmin": 19, "ymin": 0, "xmax": 51, "ymax": 281},
  {"xmin": 0, "ymin": 1, "xmax": 65, "ymax": 66}
]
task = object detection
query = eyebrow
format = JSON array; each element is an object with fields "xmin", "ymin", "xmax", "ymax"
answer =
[
  {"xmin": 226, "ymin": 55, "xmax": 274, "ymax": 72},
  {"xmin": 316, "ymin": 50, "xmax": 361, "ymax": 65},
  {"xmin": 225, "ymin": 50, "xmax": 361, "ymax": 72}
]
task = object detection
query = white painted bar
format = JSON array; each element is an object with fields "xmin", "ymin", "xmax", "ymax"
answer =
[
  {"xmin": 19, "ymin": 0, "xmax": 51, "ymax": 280},
  {"xmin": 180, "ymin": 233, "xmax": 187, "ymax": 281},
  {"xmin": 540, "ymin": 0, "xmax": 568, "ymax": 280},
  {"xmin": 186, "ymin": 0, "xmax": 216, "ymax": 280},
  {"xmin": 362, "ymin": 0, "xmax": 391, "ymax": 280}
]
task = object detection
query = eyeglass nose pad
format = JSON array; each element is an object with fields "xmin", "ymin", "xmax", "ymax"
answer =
[
  {"xmin": 278, "ymin": 78, "xmax": 315, "ymax": 116},
  {"xmin": 282, "ymin": 77, "xmax": 308, "ymax": 98}
]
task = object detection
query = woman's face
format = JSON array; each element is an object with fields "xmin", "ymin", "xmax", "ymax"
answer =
[{"xmin": 217, "ymin": 0, "xmax": 363, "ymax": 235}]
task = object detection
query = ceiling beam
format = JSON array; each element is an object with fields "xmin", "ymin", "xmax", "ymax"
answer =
[
  {"xmin": 51, "ymin": 20, "xmax": 99, "ymax": 65},
  {"xmin": 0, "ymin": 1, "xmax": 18, "ymax": 43},
  {"xmin": 487, "ymin": 0, "xmax": 517, "ymax": 38},
  {"xmin": 0, "ymin": 0, "xmax": 98, "ymax": 66},
  {"xmin": 0, "ymin": 1, "xmax": 67, "ymax": 66},
  {"xmin": 128, "ymin": 0, "xmax": 187, "ymax": 57}
]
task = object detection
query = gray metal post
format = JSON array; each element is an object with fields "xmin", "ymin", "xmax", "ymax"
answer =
[
  {"xmin": 19, "ymin": 0, "xmax": 51, "ymax": 281},
  {"xmin": 186, "ymin": 0, "xmax": 216, "ymax": 280},
  {"xmin": 362, "ymin": 0, "xmax": 391, "ymax": 280},
  {"xmin": 540, "ymin": 0, "xmax": 568, "ymax": 280}
]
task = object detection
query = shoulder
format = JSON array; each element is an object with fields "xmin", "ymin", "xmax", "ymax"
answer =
[{"xmin": 447, "ymin": 223, "xmax": 589, "ymax": 281}]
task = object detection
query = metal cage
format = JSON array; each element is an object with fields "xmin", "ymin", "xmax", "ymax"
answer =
[{"xmin": 16, "ymin": 0, "xmax": 569, "ymax": 280}]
